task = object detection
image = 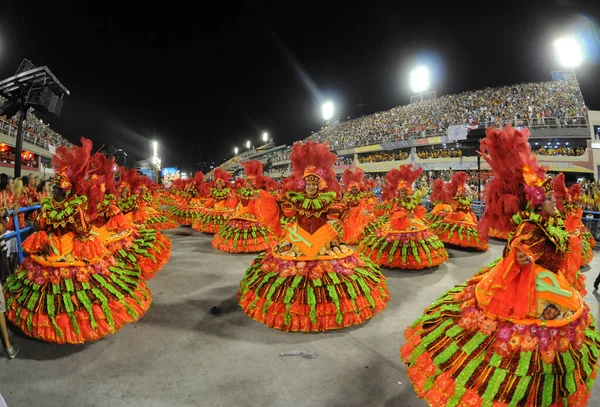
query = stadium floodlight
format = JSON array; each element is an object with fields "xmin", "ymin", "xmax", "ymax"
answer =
[
  {"xmin": 262, "ymin": 132, "xmax": 269, "ymax": 143},
  {"xmin": 410, "ymin": 66, "xmax": 430, "ymax": 93},
  {"xmin": 554, "ymin": 37, "xmax": 583, "ymax": 68},
  {"xmin": 246, "ymin": 140, "xmax": 251, "ymax": 149},
  {"xmin": 234, "ymin": 146, "xmax": 239, "ymax": 155},
  {"xmin": 322, "ymin": 101, "xmax": 334, "ymax": 121}
]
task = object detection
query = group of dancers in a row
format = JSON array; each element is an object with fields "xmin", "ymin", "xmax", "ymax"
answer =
[{"xmin": 3, "ymin": 125, "xmax": 599, "ymax": 406}]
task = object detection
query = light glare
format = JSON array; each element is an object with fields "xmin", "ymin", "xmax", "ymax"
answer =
[
  {"xmin": 554, "ymin": 37, "xmax": 583, "ymax": 68},
  {"xmin": 410, "ymin": 66, "xmax": 430, "ymax": 93},
  {"xmin": 322, "ymin": 101, "xmax": 334, "ymax": 121}
]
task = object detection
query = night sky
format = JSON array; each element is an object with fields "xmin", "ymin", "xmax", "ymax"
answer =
[{"xmin": 1, "ymin": 0, "xmax": 599, "ymax": 172}]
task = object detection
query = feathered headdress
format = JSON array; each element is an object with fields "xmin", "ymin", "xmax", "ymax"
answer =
[
  {"xmin": 264, "ymin": 177, "xmax": 279, "ymax": 192},
  {"xmin": 449, "ymin": 171, "xmax": 468, "ymax": 197},
  {"xmin": 193, "ymin": 171, "xmax": 209, "ymax": 197},
  {"xmin": 381, "ymin": 164, "xmax": 423, "ymax": 201},
  {"xmin": 118, "ymin": 167, "xmax": 145, "ymax": 194},
  {"xmin": 52, "ymin": 137, "xmax": 94, "ymax": 195},
  {"xmin": 242, "ymin": 160, "xmax": 264, "ymax": 188},
  {"xmin": 283, "ymin": 141, "xmax": 341, "ymax": 195},
  {"xmin": 88, "ymin": 152, "xmax": 117, "ymax": 195},
  {"xmin": 430, "ymin": 179, "xmax": 451, "ymax": 204},
  {"xmin": 478, "ymin": 126, "xmax": 550, "ymax": 239},
  {"xmin": 342, "ymin": 168, "xmax": 364, "ymax": 192},
  {"xmin": 213, "ymin": 168, "xmax": 232, "ymax": 187},
  {"xmin": 362, "ymin": 178, "xmax": 377, "ymax": 192}
]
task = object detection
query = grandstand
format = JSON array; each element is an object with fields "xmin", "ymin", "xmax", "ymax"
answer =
[
  {"xmin": 216, "ymin": 80, "xmax": 595, "ymax": 180},
  {"xmin": 0, "ymin": 96, "xmax": 73, "ymax": 178}
]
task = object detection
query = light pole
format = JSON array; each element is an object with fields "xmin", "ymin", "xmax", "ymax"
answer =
[
  {"xmin": 151, "ymin": 140, "xmax": 161, "ymax": 183},
  {"xmin": 246, "ymin": 140, "xmax": 251, "ymax": 149}
]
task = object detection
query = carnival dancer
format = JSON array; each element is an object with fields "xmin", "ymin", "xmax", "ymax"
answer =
[
  {"xmin": 192, "ymin": 168, "xmax": 238, "ymax": 234},
  {"xmin": 340, "ymin": 168, "xmax": 378, "ymax": 245},
  {"xmin": 238, "ymin": 141, "xmax": 389, "ymax": 332},
  {"xmin": 117, "ymin": 168, "xmax": 172, "ymax": 280},
  {"xmin": 2, "ymin": 138, "xmax": 151, "ymax": 344},
  {"xmin": 170, "ymin": 172, "xmax": 207, "ymax": 226},
  {"xmin": 429, "ymin": 171, "xmax": 489, "ymax": 251},
  {"xmin": 212, "ymin": 161, "xmax": 277, "ymax": 253},
  {"xmin": 138, "ymin": 177, "xmax": 178, "ymax": 230},
  {"xmin": 401, "ymin": 126, "xmax": 599, "ymax": 407},
  {"xmin": 359, "ymin": 165, "xmax": 448, "ymax": 270},
  {"xmin": 424, "ymin": 178, "xmax": 452, "ymax": 225}
]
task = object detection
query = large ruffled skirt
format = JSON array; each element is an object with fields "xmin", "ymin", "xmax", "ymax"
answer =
[
  {"xmin": 489, "ymin": 227, "xmax": 510, "ymax": 241},
  {"xmin": 192, "ymin": 208, "xmax": 234, "ymax": 234},
  {"xmin": 212, "ymin": 218, "xmax": 274, "ymax": 253},
  {"xmin": 4, "ymin": 231, "xmax": 151, "ymax": 344},
  {"xmin": 359, "ymin": 216, "xmax": 448, "ymax": 269},
  {"xmin": 424, "ymin": 203, "xmax": 453, "ymax": 225},
  {"xmin": 580, "ymin": 226, "xmax": 595, "ymax": 267},
  {"xmin": 238, "ymin": 251, "xmax": 389, "ymax": 332},
  {"xmin": 401, "ymin": 257, "xmax": 599, "ymax": 407},
  {"xmin": 430, "ymin": 210, "xmax": 489, "ymax": 251}
]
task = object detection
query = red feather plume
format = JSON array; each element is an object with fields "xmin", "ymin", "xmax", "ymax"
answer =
[{"xmin": 342, "ymin": 168, "xmax": 364, "ymax": 192}]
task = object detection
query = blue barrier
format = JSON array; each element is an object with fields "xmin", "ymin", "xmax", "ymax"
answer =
[{"xmin": 2, "ymin": 204, "xmax": 41, "ymax": 263}]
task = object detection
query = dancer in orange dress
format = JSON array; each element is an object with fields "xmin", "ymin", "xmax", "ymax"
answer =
[
  {"xmin": 2, "ymin": 138, "xmax": 151, "ymax": 344},
  {"xmin": 359, "ymin": 165, "xmax": 448, "ymax": 270},
  {"xmin": 401, "ymin": 126, "xmax": 599, "ymax": 407},
  {"xmin": 238, "ymin": 141, "xmax": 389, "ymax": 332},
  {"xmin": 116, "ymin": 168, "xmax": 172, "ymax": 280},
  {"xmin": 192, "ymin": 168, "xmax": 238, "ymax": 234},
  {"xmin": 212, "ymin": 161, "xmax": 276, "ymax": 253},
  {"xmin": 340, "ymin": 168, "xmax": 377, "ymax": 245},
  {"xmin": 429, "ymin": 171, "xmax": 489, "ymax": 251},
  {"xmin": 424, "ymin": 178, "xmax": 452, "ymax": 225}
]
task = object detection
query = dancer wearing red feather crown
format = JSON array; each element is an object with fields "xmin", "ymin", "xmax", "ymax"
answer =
[
  {"xmin": 2, "ymin": 138, "xmax": 151, "ymax": 344},
  {"xmin": 359, "ymin": 164, "xmax": 448, "ymax": 270},
  {"xmin": 424, "ymin": 178, "xmax": 453, "ymax": 225},
  {"xmin": 138, "ymin": 177, "xmax": 178, "ymax": 230},
  {"xmin": 116, "ymin": 168, "xmax": 172, "ymax": 280},
  {"xmin": 553, "ymin": 177, "xmax": 596, "ymax": 268},
  {"xmin": 401, "ymin": 126, "xmax": 599, "ymax": 407},
  {"xmin": 192, "ymin": 168, "xmax": 238, "ymax": 234},
  {"xmin": 429, "ymin": 171, "xmax": 489, "ymax": 251},
  {"xmin": 212, "ymin": 161, "xmax": 277, "ymax": 253},
  {"xmin": 340, "ymin": 168, "xmax": 378, "ymax": 245},
  {"xmin": 170, "ymin": 172, "xmax": 208, "ymax": 226},
  {"xmin": 238, "ymin": 141, "xmax": 389, "ymax": 332}
]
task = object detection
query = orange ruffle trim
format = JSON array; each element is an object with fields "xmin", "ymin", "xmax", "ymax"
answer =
[
  {"xmin": 400, "ymin": 334, "xmax": 593, "ymax": 407},
  {"xmin": 362, "ymin": 247, "xmax": 448, "ymax": 270},
  {"xmin": 436, "ymin": 228, "xmax": 489, "ymax": 251},
  {"xmin": 238, "ymin": 286, "xmax": 388, "ymax": 332},
  {"xmin": 137, "ymin": 232, "xmax": 172, "ymax": 280},
  {"xmin": 212, "ymin": 235, "xmax": 271, "ymax": 253},
  {"xmin": 5, "ymin": 285, "xmax": 152, "ymax": 345}
]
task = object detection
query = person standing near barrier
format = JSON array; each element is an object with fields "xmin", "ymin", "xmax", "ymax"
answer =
[{"xmin": 0, "ymin": 216, "xmax": 19, "ymax": 359}]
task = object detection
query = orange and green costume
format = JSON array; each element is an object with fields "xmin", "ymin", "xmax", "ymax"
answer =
[
  {"xmin": 238, "ymin": 189, "xmax": 389, "ymax": 332},
  {"xmin": 3, "ymin": 194, "xmax": 151, "ymax": 345},
  {"xmin": 212, "ymin": 187, "xmax": 276, "ymax": 253},
  {"xmin": 401, "ymin": 209, "xmax": 600, "ymax": 407}
]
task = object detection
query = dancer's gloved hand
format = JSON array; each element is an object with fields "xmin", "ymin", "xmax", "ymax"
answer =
[{"xmin": 515, "ymin": 250, "xmax": 533, "ymax": 266}]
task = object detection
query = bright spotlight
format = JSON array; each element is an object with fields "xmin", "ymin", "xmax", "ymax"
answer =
[
  {"xmin": 262, "ymin": 132, "xmax": 269, "ymax": 142},
  {"xmin": 554, "ymin": 37, "xmax": 583, "ymax": 68},
  {"xmin": 322, "ymin": 101, "xmax": 334, "ymax": 121},
  {"xmin": 410, "ymin": 66, "xmax": 430, "ymax": 93},
  {"xmin": 152, "ymin": 140, "xmax": 158, "ymax": 154},
  {"xmin": 246, "ymin": 140, "xmax": 251, "ymax": 149},
  {"xmin": 234, "ymin": 146, "xmax": 238, "ymax": 155}
]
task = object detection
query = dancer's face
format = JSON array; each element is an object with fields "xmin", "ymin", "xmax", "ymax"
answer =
[
  {"xmin": 305, "ymin": 180, "xmax": 318, "ymax": 198},
  {"xmin": 541, "ymin": 193, "xmax": 557, "ymax": 216},
  {"xmin": 52, "ymin": 183, "xmax": 66, "ymax": 202}
]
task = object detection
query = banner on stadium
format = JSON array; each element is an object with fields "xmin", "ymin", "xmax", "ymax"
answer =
[
  {"xmin": 48, "ymin": 144, "xmax": 56, "ymax": 154},
  {"xmin": 447, "ymin": 125, "xmax": 469, "ymax": 141},
  {"xmin": 551, "ymin": 70, "xmax": 576, "ymax": 81}
]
